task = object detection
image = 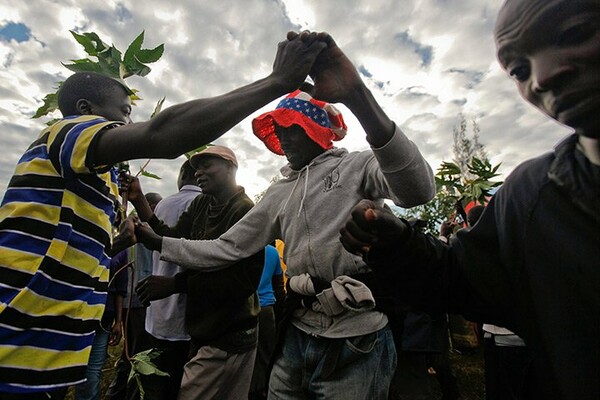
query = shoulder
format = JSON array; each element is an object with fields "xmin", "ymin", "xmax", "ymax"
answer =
[{"xmin": 500, "ymin": 152, "xmax": 554, "ymax": 200}]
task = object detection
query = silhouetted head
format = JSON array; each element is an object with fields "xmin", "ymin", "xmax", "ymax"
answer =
[{"xmin": 58, "ymin": 72, "xmax": 132, "ymax": 124}]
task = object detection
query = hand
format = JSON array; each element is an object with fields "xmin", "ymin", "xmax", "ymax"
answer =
[
  {"xmin": 136, "ymin": 275, "xmax": 176, "ymax": 305},
  {"xmin": 339, "ymin": 199, "xmax": 409, "ymax": 256},
  {"xmin": 118, "ymin": 174, "xmax": 144, "ymax": 203},
  {"xmin": 134, "ymin": 221, "xmax": 163, "ymax": 252},
  {"xmin": 439, "ymin": 220, "xmax": 458, "ymax": 238},
  {"xmin": 108, "ymin": 321, "xmax": 122, "ymax": 346},
  {"xmin": 270, "ymin": 32, "xmax": 327, "ymax": 93},
  {"xmin": 289, "ymin": 31, "xmax": 363, "ymax": 104},
  {"xmin": 118, "ymin": 216, "xmax": 137, "ymax": 243}
]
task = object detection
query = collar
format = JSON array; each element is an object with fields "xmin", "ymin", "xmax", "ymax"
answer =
[{"xmin": 548, "ymin": 134, "xmax": 600, "ymax": 225}]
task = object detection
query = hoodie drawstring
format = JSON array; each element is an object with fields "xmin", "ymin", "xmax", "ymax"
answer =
[{"xmin": 282, "ymin": 164, "xmax": 310, "ymax": 217}]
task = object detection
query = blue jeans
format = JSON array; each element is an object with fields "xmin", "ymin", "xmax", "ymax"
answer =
[
  {"xmin": 74, "ymin": 329, "xmax": 110, "ymax": 400},
  {"xmin": 268, "ymin": 324, "xmax": 397, "ymax": 400}
]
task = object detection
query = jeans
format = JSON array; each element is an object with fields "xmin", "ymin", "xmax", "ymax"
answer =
[
  {"xmin": 74, "ymin": 329, "xmax": 110, "ymax": 400},
  {"xmin": 268, "ymin": 324, "xmax": 397, "ymax": 400}
]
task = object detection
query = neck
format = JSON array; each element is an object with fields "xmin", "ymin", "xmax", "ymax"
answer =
[
  {"xmin": 578, "ymin": 136, "xmax": 600, "ymax": 166},
  {"xmin": 211, "ymin": 184, "xmax": 239, "ymax": 205}
]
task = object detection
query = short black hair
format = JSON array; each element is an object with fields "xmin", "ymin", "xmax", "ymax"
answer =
[
  {"xmin": 180, "ymin": 160, "xmax": 195, "ymax": 178},
  {"xmin": 57, "ymin": 72, "xmax": 128, "ymax": 116}
]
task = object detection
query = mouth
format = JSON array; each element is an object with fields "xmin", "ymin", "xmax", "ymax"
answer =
[{"xmin": 550, "ymin": 91, "xmax": 600, "ymax": 124}]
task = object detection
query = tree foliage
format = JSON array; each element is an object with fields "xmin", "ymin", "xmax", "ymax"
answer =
[{"xmin": 397, "ymin": 115, "xmax": 502, "ymax": 234}]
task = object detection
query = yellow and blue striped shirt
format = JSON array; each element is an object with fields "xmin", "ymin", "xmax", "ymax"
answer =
[{"xmin": 0, "ymin": 115, "xmax": 121, "ymax": 392}]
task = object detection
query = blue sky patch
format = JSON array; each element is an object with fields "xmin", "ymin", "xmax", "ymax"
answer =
[{"xmin": 0, "ymin": 22, "xmax": 31, "ymax": 43}]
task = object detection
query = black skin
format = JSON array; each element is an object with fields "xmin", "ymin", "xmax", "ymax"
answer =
[
  {"xmin": 133, "ymin": 155, "xmax": 239, "ymax": 305},
  {"xmin": 339, "ymin": 199, "xmax": 409, "ymax": 257},
  {"xmin": 275, "ymin": 123, "xmax": 326, "ymax": 170},
  {"xmin": 76, "ymin": 32, "xmax": 328, "ymax": 167}
]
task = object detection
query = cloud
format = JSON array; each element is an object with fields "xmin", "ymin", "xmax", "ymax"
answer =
[{"xmin": 0, "ymin": 0, "xmax": 570, "ymax": 204}]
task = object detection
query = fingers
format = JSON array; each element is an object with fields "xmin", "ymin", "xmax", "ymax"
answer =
[
  {"xmin": 339, "ymin": 200, "xmax": 378, "ymax": 256},
  {"xmin": 136, "ymin": 280, "xmax": 151, "ymax": 305},
  {"xmin": 339, "ymin": 225, "xmax": 371, "ymax": 257}
]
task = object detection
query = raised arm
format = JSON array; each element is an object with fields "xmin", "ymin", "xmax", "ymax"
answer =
[
  {"xmin": 292, "ymin": 32, "xmax": 394, "ymax": 147},
  {"xmin": 295, "ymin": 32, "xmax": 435, "ymax": 206},
  {"xmin": 92, "ymin": 37, "xmax": 327, "ymax": 166}
]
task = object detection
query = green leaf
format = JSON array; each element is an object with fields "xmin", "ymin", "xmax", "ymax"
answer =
[
  {"xmin": 32, "ymin": 92, "xmax": 59, "ymax": 119},
  {"xmin": 140, "ymin": 170, "xmax": 161, "ymax": 180},
  {"xmin": 128, "ymin": 348, "xmax": 170, "ymax": 378},
  {"xmin": 184, "ymin": 144, "xmax": 211, "ymax": 160},
  {"xmin": 97, "ymin": 56, "xmax": 119, "ymax": 78},
  {"xmin": 84, "ymin": 31, "xmax": 108, "ymax": 53},
  {"xmin": 128, "ymin": 60, "xmax": 152, "ymax": 77},
  {"xmin": 123, "ymin": 31, "xmax": 145, "ymax": 68},
  {"xmin": 437, "ymin": 161, "xmax": 462, "ymax": 175},
  {"xmin": 150, "ymin": 97, "xmax": 165, "ymax": 118},
  {"xmin": 62, "ymin": 60, "xmax": 104, "ymax": 74},
  {"xmin": 69, "ymin": 30, "xmax": 98, "ymax": 56},
  {"xmin": 136, "ymin": 44, "xmax": 164, "ymax": 64}
]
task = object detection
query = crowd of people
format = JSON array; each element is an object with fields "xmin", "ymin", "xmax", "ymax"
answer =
[{"xmin": 0, "ymin": 0, "xmax": 598, "ymax": 399}]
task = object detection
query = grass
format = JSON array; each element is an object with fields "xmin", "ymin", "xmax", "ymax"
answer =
[{"xmin": 65, "ymin": 341, "xmax": 123, "ymax": 400}]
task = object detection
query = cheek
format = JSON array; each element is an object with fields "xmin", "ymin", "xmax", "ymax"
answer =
[{"xmin": 517, "ymin": 82, "xmax": 538, "ymax": 107}]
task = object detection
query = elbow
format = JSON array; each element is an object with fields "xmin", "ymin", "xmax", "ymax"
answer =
[{"xmin": 396, "ymin": 182, "xmax": 436, "ymax": 208}]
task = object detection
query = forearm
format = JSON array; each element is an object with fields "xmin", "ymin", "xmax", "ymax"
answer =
[
  {"xmin": 114, "ymin": 295, "xmax": 124, "ymax": 324},
  {"xmin": 131, "ymin": 196, "xmax": 154, "ymax": 222},
  {"xmin": 161, "ymin": 204, "xmax": 275, "ymax": 270},
  {"xmin": 147, "ymin": 214, "xmax": 182, "ymax": 238},
  {"xmin": 344, "ymin": 83, "xmax": 395, "ymax": 148},
  {"xmin": 95, "ymin": 76, "xmax": 289, "ymax": 165},
  {"xmin": 109, "ymin": 233, "xmax": 134, "ymax": 257}
]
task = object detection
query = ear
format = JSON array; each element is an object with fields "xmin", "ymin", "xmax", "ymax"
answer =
[{"xmin": 76, "ymin": 99, "xmax": 93, "ymax": 115}]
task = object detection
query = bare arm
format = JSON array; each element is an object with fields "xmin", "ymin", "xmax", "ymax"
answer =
[
  {"xmin": 293, "ymin": 32, "xmax": 395, "ymax": 147},
  {"xmin": 91, "ymin": 38, "xmax": 326, "ymax": 166}
]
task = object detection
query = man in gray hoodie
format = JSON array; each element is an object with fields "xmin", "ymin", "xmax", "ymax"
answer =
[{"xmin": 135, "ymin": 32, "xmax": 435, "ymax": 400}]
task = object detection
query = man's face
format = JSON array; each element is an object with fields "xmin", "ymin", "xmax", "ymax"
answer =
[
  {"xmin": 88, "ymin": 86, "xmax": 133, "ymax": 124},
  {"xmin": 274, "ymin": 124, "xmax": 325, "ymax": 170},
  {"xmin": 494, "ymin": 0, "xmax": 600, "ymax": 138},
  {"xmin": 193, "ymin": 156, "xmax": 233, "ymax": 195}
]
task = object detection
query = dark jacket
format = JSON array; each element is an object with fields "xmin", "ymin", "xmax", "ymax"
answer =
[
  {"xmin": 150, "ymin": 187, "xmax": 264, "ymax": 353},
  {"xmin": 367, "ymin": 135, "xmax": 600, "ymax": 400}
]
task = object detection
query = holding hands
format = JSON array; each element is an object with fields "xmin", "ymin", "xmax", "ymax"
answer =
[
  {"xmin": 339, "ymin": 200, "xmax": 409, "ymax": 257},
  {"xmin": 136, "ymin": 275, "xmax": 177, "ymax": 305},
  {"xmin": 288, "ymin": 31, "xmax": 363, "ymax": 105}
]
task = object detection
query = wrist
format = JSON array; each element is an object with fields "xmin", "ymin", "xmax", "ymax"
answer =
[{"xmin": 265, "ymin": 73, "xmax": 294, "ymax": 99}]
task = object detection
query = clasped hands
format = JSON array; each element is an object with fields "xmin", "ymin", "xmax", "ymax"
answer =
[
  {"xmin": 339, "ymin": 199, "xmax": 410, "ymax": 257},
  {"xmin": 277, "ymin": 30, "xmax": 363, "ymax": 105}
]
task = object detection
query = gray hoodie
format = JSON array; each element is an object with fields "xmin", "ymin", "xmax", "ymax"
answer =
[{"xmin": 162, "ymin": 126, "xmax": 435, "ymax": 338}]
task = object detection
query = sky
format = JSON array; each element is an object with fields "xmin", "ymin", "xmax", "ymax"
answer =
[{"xmin": 0, "ymin": 0, "xmax": 573, "ymax": 202}]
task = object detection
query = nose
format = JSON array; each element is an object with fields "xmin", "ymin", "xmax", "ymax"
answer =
[
  {"xmin": 531, "ymin": 50, "xmax": 575, "ymax": 93},
  {"xmin": 194, "ymin": 169, "xmax": 202, "ymax": 178}
]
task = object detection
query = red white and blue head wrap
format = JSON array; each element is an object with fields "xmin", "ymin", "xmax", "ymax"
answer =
[{"xmin": 252, "ymin": 90, "xmax": 347, "ymax": 155}]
